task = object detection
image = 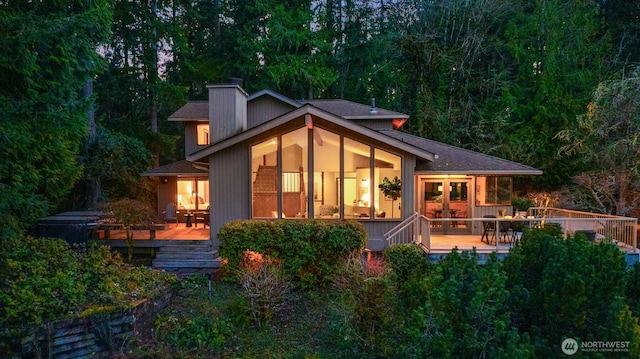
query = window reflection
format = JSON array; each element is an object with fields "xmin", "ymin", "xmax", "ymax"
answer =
[
  {"xmin": 250, "ymin": 126, "xmax": 402, "ymax": 220},
  {"xmin": 476, "ymin": 176, "xmax": 512, "ymax": 205}
]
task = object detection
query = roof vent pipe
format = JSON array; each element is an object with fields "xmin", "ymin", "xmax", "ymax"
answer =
[{"xmin": 369, "ymin": 98, "xmax": 378, "ymax": 114}]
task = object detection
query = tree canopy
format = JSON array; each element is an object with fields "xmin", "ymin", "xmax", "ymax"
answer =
[
  {"xmin": 2, "ymin": 0, "xmax": 640, "ymax": 231},
  {"xmin": 0, "ymin": 0, "xmax": 112, "ymax": 238}
]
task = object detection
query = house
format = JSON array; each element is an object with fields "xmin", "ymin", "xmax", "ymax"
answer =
[{"xmin": 143, "ymin": 82, "xmax": 542, "ymax": 250}]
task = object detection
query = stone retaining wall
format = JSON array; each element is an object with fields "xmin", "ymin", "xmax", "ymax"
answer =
[{"xmin": 3, "ymin": 290, "xmax": 173, "ymax": 358}]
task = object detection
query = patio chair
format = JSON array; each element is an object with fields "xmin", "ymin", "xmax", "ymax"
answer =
[
  {"xmin": 499, "ymin": 221, "xmax": 515, "ymax": 244},
  {"xmin": 163, "ymin": 202, "xmax": 179, "ymax": 227},
  {"xmin": 481, "ymin": 215, "xmax": 497, "ymax": 244},
  {"xmin": 195, "ymin": 206, "xmax": 210, "ymax": 228}
]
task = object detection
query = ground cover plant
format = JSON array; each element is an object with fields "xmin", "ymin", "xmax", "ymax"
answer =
[{"xmin": 128, "ymin": 225, "xmax": 640, "ymax": 358}]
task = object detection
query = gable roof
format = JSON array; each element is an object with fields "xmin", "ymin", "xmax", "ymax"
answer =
[
  {"xmin": 379, "ymin": 130, "xmax": 542, "ymax": 175},
  {"xmin": 141, "ymin": 159, "xmax": 208, "ymax": 177},
  {"xmin": 186, "ymin": 104, "xmax": 436, "ymax": 162},
  {"xmin": 248, "ymin": 89, "xmax": 302, "ymax": 108},
  {"xmin": 305, "ymin": 99, "xmax": 409, "ymax": 120}
]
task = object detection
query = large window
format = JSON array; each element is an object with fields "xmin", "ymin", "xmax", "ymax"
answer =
[
  {"xmin": 476, "ymin": 176, "xmax": 512, "ymax": 205},
  {"xmin": 251, "ymin": 137, "xmax": 278, "ymax": 218},
  {"xmin": 314, "ymin": 128, "xmax": 340, "ymax": 218},
  {"xmin": 281, "ymin": 128, "xmax": 308, "ymax": 218},
  {"xmin": 197, "ymin": 123, "xmax": 210, "ymax": 145},
  {"xmin": 177, "ymin": 179, "xmax": 209, "ymax": 210},
  {"xmin": 375, "ymin": 149, "xmax": 402, "ymax": 219},
  {"xmin": 250, "ymin": 126, "xmax": 402, "ymax": 220},
  {"xmin": 344, "ymin": 138, "xmax": 370, "ymax": 218}
]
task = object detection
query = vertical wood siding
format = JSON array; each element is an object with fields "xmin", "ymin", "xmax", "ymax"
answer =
[
  {"xmin": 209, "ymin": 86, "xmax": 247, "ymax": 143},
  {"xmin": 209, "ymin": 145, "xmax": 250, "ymax": 247},
  {"xmin": 247, "ymin": 96, "xmax": 297, "ymax": 129}
]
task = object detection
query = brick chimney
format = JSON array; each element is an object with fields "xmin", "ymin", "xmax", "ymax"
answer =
[{"xmin": 207, "ymin": 81, "xmax": 248, "ymax": 143}]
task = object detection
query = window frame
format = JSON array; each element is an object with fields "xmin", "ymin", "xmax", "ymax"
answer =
[{"xmin": 250, "ymin": 125, "xmax": 403, "ymax": 220}]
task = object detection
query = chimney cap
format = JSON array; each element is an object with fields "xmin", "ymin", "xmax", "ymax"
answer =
[{"xmin": 228, "ymin": 77, "xmax": 243, "ymax": 87}]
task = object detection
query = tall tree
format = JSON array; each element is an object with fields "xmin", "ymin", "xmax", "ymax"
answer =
[
  {"xmin": 394, "ymin": 0, "xmax": 518, "ymax": 145},
  {"xmin": 501, "ymin": 0, "xmax": 613, "ymax": 186},
  {"xmin": 228, "ymin": 0, "xmax": 337, "ymax": 99},
  {"xmin": 0, "ymin": 0, "xmax": 112, "ymax": 237},
  {"xmin": 557, "ymin": 68, "xmax": 640, "ymax": 215}
]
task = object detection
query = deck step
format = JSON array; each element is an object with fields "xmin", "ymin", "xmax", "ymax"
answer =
[
  {"xmin": 155, "ymin": 250, "xmax": 218, "ymax": 260},
  {"xmin": 153, "ymin": 259, "xmax": 220, "ymax": 268},
  {"xmin": 158, "ymin": 244, "xmax": 212, "ymax": 252},
  {"xmin": 152, "ymin": 242, "xmax": 220, "ymax": 272}
]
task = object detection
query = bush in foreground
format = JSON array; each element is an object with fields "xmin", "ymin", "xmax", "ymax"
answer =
[
  {"xmin": 218, "ymin": 219, "xmax": 367, "ymax": 288},
  {"xmin": 0, "ymin": 235, "xmax": 176, "ymax": 352}
]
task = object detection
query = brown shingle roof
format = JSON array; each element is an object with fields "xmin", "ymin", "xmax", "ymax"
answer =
[
  {"xmin": 379, "ymin": 130, "xmax": 542, "ymax": 175},
  {"xmin": 168, "ymin": 101, "xmax": 208, "ymax": 121},
  {"xmin": 306, "ymin": 99, "xmax": 409, "ymax": 119},
  {"xmin": 141, "ymin": 160, "xmax": 208, "ymax": 176}
]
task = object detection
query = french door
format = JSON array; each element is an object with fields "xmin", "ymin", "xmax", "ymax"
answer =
[{"xmin": 422, "ymin": 178, "xmax": 472, "ymax": 234}]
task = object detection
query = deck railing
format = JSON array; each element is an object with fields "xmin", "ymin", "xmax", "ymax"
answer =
[
  {"xmin": 384, "ymin": 208, "xmax": 638, "ymax": 253},
  {"xmin": 529, "ymin": 207, "xmax": 638, "ymax": 251},
  {"xmin": 384, "ymin": 212, "xmax": 431, "ymax": 249}
]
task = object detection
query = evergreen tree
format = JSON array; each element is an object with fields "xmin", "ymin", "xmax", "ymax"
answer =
[{"xmin": 0, "ymin": 0, "xmax": 112, "ymax": 237}]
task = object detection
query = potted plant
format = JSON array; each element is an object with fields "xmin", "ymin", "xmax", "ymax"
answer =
[{"xmin": 378, "ymin": 176, "xmax": 402, "ymax": 217}]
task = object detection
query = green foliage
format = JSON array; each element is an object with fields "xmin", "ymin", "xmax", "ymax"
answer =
[
  {"xmin": 378, "ymin": 176, "xmax": 402, "ymax": 201},
  {"xmin": 218, "ymin": 219, "xmax": 367, "ymax": 288},
  {"xmin": 504, "ymin": 228, "xmax": 640, "ymax": 357},
  {"xmin": 511, "ymin": 196, "xmax": 534, "ymax": 212},
  {"xmin": 228, "ymin": 0, "xmax": 337, "ymax": 98},
  {"xmin": 333, "ymin": 253, "xmax": 398, "ymax": 356},
  {"xmin": 0, "ymin": 236, "xmax": 175, "ymax": 349},
  {"xmin": 557, "ymin": 67, "xmax": 640, "ymax": 215},
  {"xmin": 383, "ymin": 243, "xmax": 430, "ymax": 284},
  {"xmin": 626, "ymin": 262, "xmax": 640, "ymax": 318},
  {"xmin": 78, "ymin": 126, "xmax": 154, "ymax": 204},
  {"xmin": 0, "ymin": 0, "xmax": 112, "ymax": 237},
  {"xmin": 400, "ymin": 250, "xmax": 533, "ymax": 358},
  {"xmin": 155, "ymin": 314, "xmax": 231, "ymax": 357}
]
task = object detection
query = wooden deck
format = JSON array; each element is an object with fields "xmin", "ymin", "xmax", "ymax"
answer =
[
  {"xmin": 92, "ymin": 223, "xmax": 210, "ymax": 241},
  {"xmin": 427, "ymin": 234, "xmax": 517, "ymax": 254}
]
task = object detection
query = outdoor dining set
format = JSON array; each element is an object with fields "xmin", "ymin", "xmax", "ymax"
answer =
[{"xmin": 480, "ymin": 213, "xmax": 534, "ymax": 246}]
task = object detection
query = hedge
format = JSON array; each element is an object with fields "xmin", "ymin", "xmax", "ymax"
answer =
[{"xmin": 217, "ymin": 219, "xmax": 368, "ymax": 288}]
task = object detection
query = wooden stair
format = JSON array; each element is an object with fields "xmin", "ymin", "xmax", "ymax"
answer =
[
  {"xmin": 152, "ymin": 240, "xmax": 220, "ymax": 276},
  {"xmin": 253, "ymin": 165, "xmax": 277, "ymax": 192}
]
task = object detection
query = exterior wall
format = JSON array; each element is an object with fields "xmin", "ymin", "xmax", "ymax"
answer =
[
  {"xmin": 157, "ymin": 177, "xmax": 177, "ymax": 218},
  {"xmin": 401, "ymin": 156, "xmax": 416, "ymax": 218},
  {"xmin": 184, "ymin": 122, "xmax": 211, "ymax": 156},
  {"xmin": 247, "ymin": 96, "xmax": 297, "ymax": 129},
  {"xmin": 209, "ymin": 145, "xmax": 251, "ymax": 247},
  {"xmin": 209, "ymin": 85, "xmax": 248, "ymax": 143}
]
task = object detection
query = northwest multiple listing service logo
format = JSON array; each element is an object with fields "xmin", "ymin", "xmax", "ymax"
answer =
[{"xmin": 562, "ymin": 337, "xmax": 630, "ymax": 355}]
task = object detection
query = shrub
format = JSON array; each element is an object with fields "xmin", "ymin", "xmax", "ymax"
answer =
[
  {"xmin": 383, "ymin": 243, "xmax": 430, "ymax": 283},
  {"xmin": 333, "ymin": 252, "xmax": 397, "ymax": 356},
  {"xmin": 218, "ymin": 219, "xmax": 367, "ymax": 288},
  {"xmin": 0, "ymin": 235, "xmax": 176, "ymax": 352},
  {"xmin": 401, "ymin": 250, "xmax": 533, "ymax": 358},
  {"xmin": 239, "ymin": 259, "xmax": 292, "ymax": 326},
  {"xmin": 504, "ymin": 228, "xmax": 640, "ymax": 357}
]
